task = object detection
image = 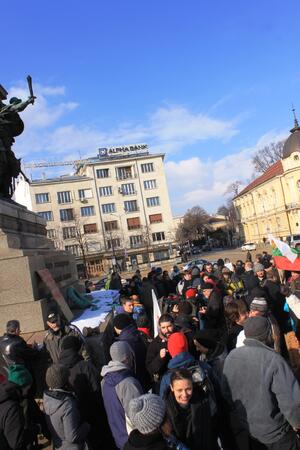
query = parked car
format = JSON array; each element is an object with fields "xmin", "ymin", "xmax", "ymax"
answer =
[
  {"xmin": 289, "ymin": 234, "xmax": 300, "ymax": 250},
  {"xmin": 241, "ymin": 242, "xmax": 256, "ymax": 251},
  {"xmin": 182, "ymin": 259, "xmax": 209, "ymax": 272},
  {"xmin": 191, "ymin": 246, "xmax": 202, "ymax": 255}
]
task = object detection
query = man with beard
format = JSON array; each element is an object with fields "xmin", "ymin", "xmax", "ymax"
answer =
[{"xmin": 146, "ymin": 314, "xmax": 174, "ymax": 393}]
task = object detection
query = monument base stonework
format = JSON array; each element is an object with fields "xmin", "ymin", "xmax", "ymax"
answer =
[{"xmin": 0, "ymin": 200, "xmax": 77, "ymax": 333}]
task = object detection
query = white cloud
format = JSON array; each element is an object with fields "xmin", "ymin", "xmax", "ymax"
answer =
[
  {"xmin": 6, "ymin": 82, "xmax": 238, "ymax": 160},
  {"xmin": 165, "ymin": 130, "xmax": 289, "ymax": 215}
]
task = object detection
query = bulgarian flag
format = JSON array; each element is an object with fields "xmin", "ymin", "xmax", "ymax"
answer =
[{"xmin": 268, "ymin": 234, "xmax": 300, "ymax": 271}]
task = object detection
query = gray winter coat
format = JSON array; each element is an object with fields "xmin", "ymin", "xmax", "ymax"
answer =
[
  {"xmin": 222, "ymin": 338, "xmax": 300, "ymax": 445},
  {"xmin": 43, "ymin": 389, "xmax": 90, "ymax": 450}
]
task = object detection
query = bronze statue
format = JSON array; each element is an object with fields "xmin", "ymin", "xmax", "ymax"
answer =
[{"xmin": 0, "ymin": 76, "xmax": 35, "ymax": 199}]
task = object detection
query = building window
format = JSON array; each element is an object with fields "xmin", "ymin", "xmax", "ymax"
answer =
[
  {"xmin": 130, "ymin": 235, "xmax": 143, "ymax": 248},
  {"xmin": 99, "ymin": 186, "xmax": 113, "ymax": 196},
  {"xmin": 120, "ymin": 183, "xmax": 135, "ymax": 195},
  {"xmin": 149, "ymin": 213, "xmax": 163, "ymax": 223},
  {"xmin": 127, "ymin": 217, "xmax": 141, "ymax": 230},
  {"xmin": 153, "ymin": 250, "xmax": 169, "ymax": 261},
  {"xmin": 104, "ymin": 220, "xmax": 118, "ymax": 231},
  {"xmin": 124, "ymin": 200, "xmax": 138, "ymax": 212},
  {"xmin": 102, "ymin": 203, "xmax": 116, "ymax": 214},
  {"xmin": 35, "ymin": 193, "xmax": 50, "ymax": 204},
  {"xmin": 117, "ymin": 166, "xmax": 133, "ymax": 180},
  {"xmin": 65, "ymin": 244, "xmax": 81, "ymax": 256},
  {"xmin": 144, "ymin": 179, "xmax": 157, "ymax": 190},
  {"xmin": 141, "ymin": 163, "xmax": 154, "ymax": 173},
  {"xmin": 146, "ymin": 196, "xmax": 160, "ymax": 207},
  {"xmin": 60, "ymin": 208, "xmax": 74, "ymax": 222},
  {"xmin": 78, "ymin": 188, "xmax": 93, "ymax": 200},
  {"xmin": 47, "ymin": 229, "xmax": 56, "ymax": 239},
  {"xmin": 38, "ymin": 211, "xmax": 53, "ymax": 221},
  {"xmin": 107, "ymin": 238, "xmax": 121, "ymax": 249},
  {"xmin": 152, "ymin": 231, "xmax": 165, "ymax": 241},
  {"xmin": 62, "ymin": 226, "xmax": 76, "ymax": 239},
  {"xmin": 81, "ymin": 206, "xmax": 95, "ymax": 217},
  {"xmin": 83, "ymin": 223, "xmax": 98, "ymax": 234},
  {"xmin": 96, "ymin": 168, "xmax": 109, "ymax": 178},
  {"xmin": 57, "ymin": 191, "xmax": 72, "ymax": 204}
]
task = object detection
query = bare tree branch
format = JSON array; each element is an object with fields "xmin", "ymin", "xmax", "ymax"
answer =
[{"xmin": 252, "ymin": 140, "xmax": 284, "ymax": 174}]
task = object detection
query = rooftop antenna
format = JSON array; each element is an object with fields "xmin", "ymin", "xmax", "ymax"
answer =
[{"xmin": 291, "ymin": 104, "xmax": 300, "ymax": 131}]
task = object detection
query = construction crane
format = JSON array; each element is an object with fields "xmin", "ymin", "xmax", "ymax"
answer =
[{"xmin": 23, "ymin": 159, "xmax": 93, "ymax": 169}]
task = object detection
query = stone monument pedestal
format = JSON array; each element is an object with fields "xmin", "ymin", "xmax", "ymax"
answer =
[{"xmin": 0, "ymin": 200, "xmax": 77, "ymax": 333}]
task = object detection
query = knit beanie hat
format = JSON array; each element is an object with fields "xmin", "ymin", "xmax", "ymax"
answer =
[
  {"xmin": 8, "ymin": 364, "xmax": 33, "ymax": 387},
  {"xmin": 110, "ymin": 341, "xmax": 133, "ymax": 364},
  {"xmin": 244, "ymin": 316, "xmax": 271, "ymax": 342},
  {"xmin": 253, "ymin": 263, "xmax": 265, "ymax": 273},
  {"xmin": 128, "ymin": 394, "xmax": 166, "ymax": 434},
  {"xmin": 46, "ymin": 364, "xmax": 70, "ymax": 389},
  {"xmin": 113, "ymin": 313, "xmax": 133, "ymax": 330},
  {"xmin": 250, "ymin": 297, "xmax": 268, "ymax": 314},
  {"xmin": 167, "ymin": 332, "xmax": 188, "ymax": 357},
  {"xmin": 61, "ymin": 335, "xmax": 82, "ymax": 352}
]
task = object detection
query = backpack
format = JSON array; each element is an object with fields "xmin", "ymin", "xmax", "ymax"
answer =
[{"xmin": 181, "ymin": 362, "xmax": 217, "ymax": 417}]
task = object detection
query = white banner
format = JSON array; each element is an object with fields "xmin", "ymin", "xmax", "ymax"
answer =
[{"xmin": 152, "ymin": 289, "xmax": 161, "ymax": 337}]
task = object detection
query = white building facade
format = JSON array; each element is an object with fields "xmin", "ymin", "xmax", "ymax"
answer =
[{"xmin": 15, "ymin": 144, "xmax": 175, "ymax": 275}]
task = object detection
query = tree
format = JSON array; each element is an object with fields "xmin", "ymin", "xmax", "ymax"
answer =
[
  {"xmin": 224, "ymin": 180, "xmax": 243, "ymax": 197},
  {"xmin": 175, "ymin": 206, "xmax": 210, "ymax": 243},
  {"xmin": 252, "ymin": 140, "xmax": 284, "ymax": 174}
]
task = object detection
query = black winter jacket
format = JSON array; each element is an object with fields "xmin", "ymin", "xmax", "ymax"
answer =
[
  {"xmin": 124, "ymin": 429, "xmax": 168, "ymax": 450},
  {"xmin": 0, "ymin": 382, "xmax": 26, "ymax": 450},
  {"xmin": 165, "ymin": 386, "xmax": 217, "ymax": 450}
]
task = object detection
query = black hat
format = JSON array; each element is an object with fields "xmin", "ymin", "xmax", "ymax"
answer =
[
  {"xmin": 194, "ymin": 329, "xmax": 219, "ymax": 350},
  {"xmin": 46, "ymin": 364, "xmax": 70, "ymax": 389},
  {"xmin": 113, "ymin": 313, "xmax": 133, "ymax": 330},
  {"xmin": 47, "ymin": 312, "xmax": 59, "ymax": 323},
  {"xmin": 61, "ymin": 335, "xmax": 82, "ymax": 352},
  {"xmin": 244, "ymin": 316, "xmax": 271, "ymax": 342}
]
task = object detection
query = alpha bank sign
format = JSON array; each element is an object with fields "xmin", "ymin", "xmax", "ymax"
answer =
[{"xmin": 98, "ymin": 143, "xmax": 148, "ymax": 158}]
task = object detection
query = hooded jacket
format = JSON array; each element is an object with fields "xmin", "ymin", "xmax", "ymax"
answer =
[
  {"xmin": 223, "ymin": 338, "xmax": 300, "ymax": 444},
  {"xmin": 118, "ymin": 325, "xmax": 149, "ymax": 390},
  {"xmin": 159, "ymin": 351, "xmax": 209, "ymax": 399},
  {"xmin": 101, "ymin": 360, "xmax": 143, "ymax": 449},
  {"xmin": 43, "ymin": 389, "xmax": 90, "ymax": 450},
  {"xmin": 0, "ymin": 381, "xmax": 26, "ymax": 450}
]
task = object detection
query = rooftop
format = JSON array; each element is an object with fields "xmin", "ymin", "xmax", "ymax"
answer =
[
  {"xmin": 31, "ymin": 175, "xmax": 92, "ymax": 184},
  {"xmin": 235, "ymin": 160, "xmax": 284, "ymax": 198}
]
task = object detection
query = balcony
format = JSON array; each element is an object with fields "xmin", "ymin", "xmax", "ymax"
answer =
[
  {"xmin": 124, "ymin": 207, "xmax": 139, "ymax": 213},
  {"xmin": 116, "ymin": 173, "xmax": 136, "ymax": 181},
  {"xmin": 118, "ymin": 187, "xmax": 137, "ymax": 196}
]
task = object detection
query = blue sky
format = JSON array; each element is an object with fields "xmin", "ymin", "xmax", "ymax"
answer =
[{"xmin": 2, "ymin": 0, "xmax": 300, "ymax": 214}]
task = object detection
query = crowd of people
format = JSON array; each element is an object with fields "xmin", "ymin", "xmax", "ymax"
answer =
[{"xmin": 1, "ymin": 251, "xmax": 300, "ymax": 449}]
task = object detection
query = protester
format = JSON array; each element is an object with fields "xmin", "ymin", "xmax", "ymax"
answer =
[
  {"xmin": 114, "ymin": 313, "xmax": 149, "ymax": 390},
  {"xmin": 110, "ymin": 271, "xmax": 122, "ymax": 291},
  {"xmin": 0, "ymin": 320, "xmax": 39, "ymax": 372},
  {"xmin": 101, "ymin": 341, "xmax": 143, "ymax": 449},
  {"xmin": 165, "ymin": 368, "xmax": 218, "ymax": 450},
  {"xmin": 146, "ymin": 314, "xmax": 174, "ymax": 393},
  {"xmin": 223, "ymin": 316, "xmax": 300, "ymax": 449},
  {"xmin": 0, "ymin": 364, "xmax": 41, "ymax": 450},
  {"xmin": 44, "ymin": 363, "xmax": 90, "ymax": 450},
  {"xmin": 125, "ymin": 394, "xmax": 167, "ymax": 450},
  {"xmin": 43, "ymin": 312, "xmax": 86, "ymax": 363},
  {"xmin": 58, "ymin": 335, "xmax": 114, "ymax": 450}
]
